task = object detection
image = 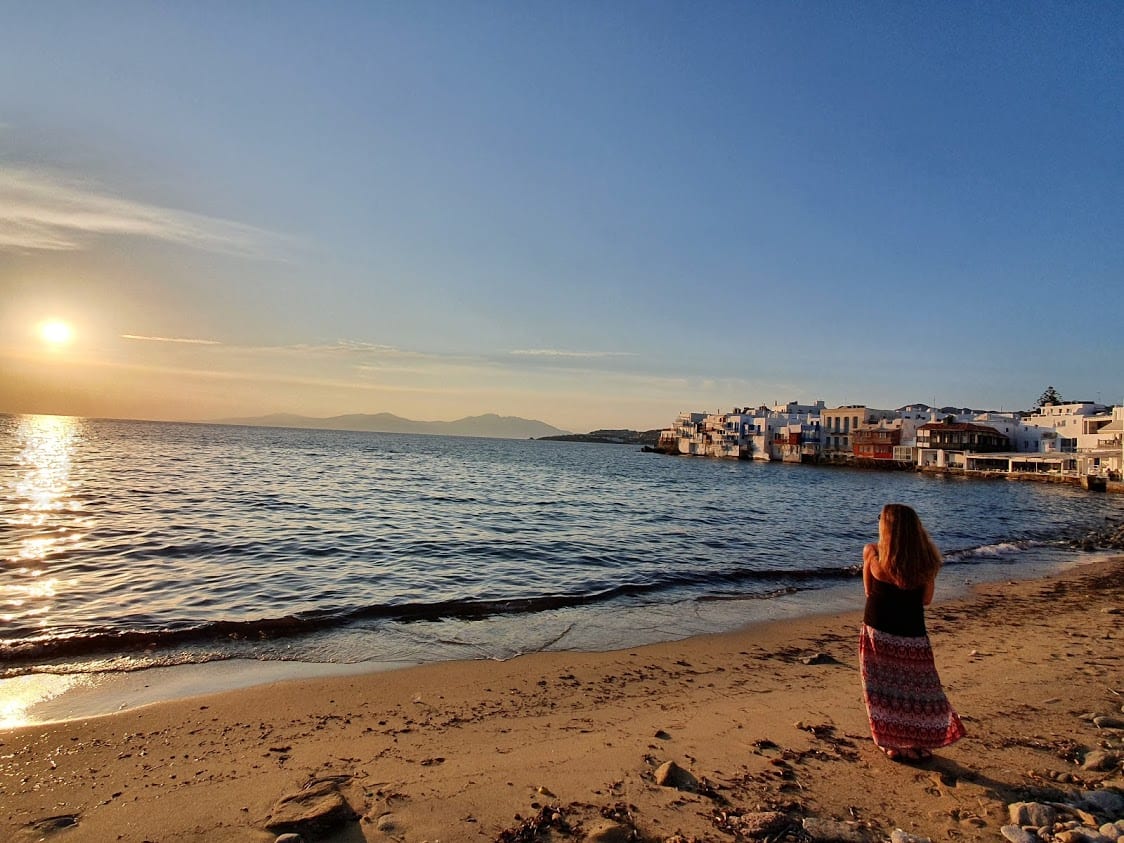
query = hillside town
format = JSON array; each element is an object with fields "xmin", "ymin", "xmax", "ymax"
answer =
[{"xmin": 655, "ymin": 391, "xmax": 1124, "ymax": 490}]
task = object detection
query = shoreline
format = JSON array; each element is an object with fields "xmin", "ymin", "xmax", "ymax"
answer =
[
  {"xmin": 2, "ymin": 556, "xmax": 1121, "ymax": 842},
  {"xmin": 5, "ymin": 547, "xmax": 1112, "ymax": 729}
]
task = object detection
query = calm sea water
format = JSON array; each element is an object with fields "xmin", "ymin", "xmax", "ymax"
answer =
[{"xmin": 3, "ymin": 414, "xmax": 1122, "ymax": 681}]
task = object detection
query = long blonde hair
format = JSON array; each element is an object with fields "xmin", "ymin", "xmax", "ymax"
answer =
[{"xmin": 877, "ymin": 503, "xmax": 942, "ymax": 589}]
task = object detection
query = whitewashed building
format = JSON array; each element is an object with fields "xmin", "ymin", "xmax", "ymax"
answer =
[
  {"xmin": 659, "ymin": 403, "xmax": 827, "ymax": 460},
  {"xmin": 1023, "ymin": 402, "xmax": 1111, "ymax": 452},
  {"xmin": 820, "ymin": 405, "xmax": 897, "ymax": 458}
]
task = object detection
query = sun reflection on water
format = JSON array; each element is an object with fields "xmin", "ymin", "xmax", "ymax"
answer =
[
  {"xmin": 14, "ymin": 414, "xmax": 78, "ymax": 518},
  {"xmin": 3, "ymin": 415, "xmax": 84, "ymax": 634}
]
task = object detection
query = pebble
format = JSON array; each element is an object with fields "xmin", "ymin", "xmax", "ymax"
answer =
[
  {"xmin": 654, "ymin": 760, "xmax": 698, "ymax": 792},
  {"xmin": 275, "ymin": 836, "xmax": 304, "ymax": 843},
  {"xmin": 801, "ymin": 652, "xmax": 833, "ymax": 665},
  {"xmin": 376, "ymin": 813, "xmax": 399, "ymax": 833},
  {"xmin": 1093, "ymin": 716, "xmax": 1124, "ymax": 730},
  {"xmin": 1002, "ymin": 758, "xmax": 1124, "ymax": 843},
  {"xmin": 584, "ymin": 820, "xmax": 633, "ymax": 842},
  {"xmin": 890, "ymin": 831, "xmax": 932, "ymax": 843},
  {"xmin": 801, "ymin": 817, "xmax": 868, "ymax": 842}
]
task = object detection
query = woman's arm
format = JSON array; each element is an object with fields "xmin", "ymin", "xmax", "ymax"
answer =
[
  {"xmin": 862, "ymin": 543, "xmax": 878, "ymax": 597},
  {"xmin": 922, "ymin": 577, "xmax": 935, "ymax": 606}
]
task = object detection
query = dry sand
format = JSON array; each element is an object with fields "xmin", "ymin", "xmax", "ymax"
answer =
[{"xmin": 2, "ymin": 557, "xmax": 1121, "ymax": 843}]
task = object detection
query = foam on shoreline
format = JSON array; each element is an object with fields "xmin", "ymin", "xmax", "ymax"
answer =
[{"xmin": 5, "ymin": 547, "xmax": 1113, "ymax": 728}]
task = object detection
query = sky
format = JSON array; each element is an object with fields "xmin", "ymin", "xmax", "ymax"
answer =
[{"xmin": 1, "ymin": 3, "xmax": 1121, "ymax": 433}]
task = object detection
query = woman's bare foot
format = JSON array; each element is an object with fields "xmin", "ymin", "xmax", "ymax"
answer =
[{"xmin": 881, "ymin": 746, "xmax": 932, "ymax": 763}]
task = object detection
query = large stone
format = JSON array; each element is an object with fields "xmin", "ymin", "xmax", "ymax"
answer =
[
  {"xmin": 1000, "ymin": 826, "xmax": 1040, "ymax": 843},
  {"xmin": 584, "ymin": 820, "xmax": 633, "ymax": 842},
  {"xmin": 802, "ymin": 817, "xmax": 869, "ymax": 842},
  {"xmin": 1082, "ymin": 750, "xmax": 1123, "ymax": 772},
  {"xmin": 1080, "ymin": 789, "xmax": 1124, "ymax": 815},
  {"xmin": 1054, "ymin": 830, "xmax": 1115, "ymax": 843},
  {"xmin": 1009, "ymin": 802, "xmax": 1057, "ymax": 828},
  {"xmin": 654, "ymin": 760, "xmax": 698, "ymax": 792},
  {"xmin": 266, "ymin": 779, "xmax": 357, "ymax": 836},
  {"xmin": 736, "ymin": 812, "xmax": 789, "ymax": 838}
]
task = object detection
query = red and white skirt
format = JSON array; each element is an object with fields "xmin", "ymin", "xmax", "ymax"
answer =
[{"xmin": 859, "ymin": 624, "xmax": 966, "ymax": 750}]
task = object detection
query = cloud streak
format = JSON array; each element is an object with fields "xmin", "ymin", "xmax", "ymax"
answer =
[
  {"xmin": 121, "ymin": 334, "xmax": 224, "ymax": 345},
  {"xmin": 0, "ymin": 167, "xmax": 282, "ymax": 257},
  {"xmin": 509, "ymin": 349, "xmax": 637, "ymax": 359}
]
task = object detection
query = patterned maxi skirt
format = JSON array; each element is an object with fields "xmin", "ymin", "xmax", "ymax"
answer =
[{"xmin": 859, "ymin": 624, "xmax": 966, "ymax": 751}]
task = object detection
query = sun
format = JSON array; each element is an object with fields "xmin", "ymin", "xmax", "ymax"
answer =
[{"xmin": 38, "ymin": 319, "xmax": 75, "ymax": 347}]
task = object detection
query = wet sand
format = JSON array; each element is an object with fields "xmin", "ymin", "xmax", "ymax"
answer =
[{"xmin": 1, "ymin": 557, "xmax": 1121, "ymax": 842}]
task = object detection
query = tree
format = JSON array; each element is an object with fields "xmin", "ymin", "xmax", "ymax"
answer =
[{"xmin": 1037, "ymin": 386, "xmax": 1063, "ymax": 408}]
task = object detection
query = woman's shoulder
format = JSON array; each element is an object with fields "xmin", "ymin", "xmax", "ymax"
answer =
[
  {"xmin": 864, "ymin": 546, "xmax": 888, "ymax": 578},
  {"xmin": 866, "ymin": 558, "xmax": 923, "ymax": 592}
]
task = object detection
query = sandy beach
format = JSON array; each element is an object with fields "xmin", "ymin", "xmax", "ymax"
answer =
[{"xmin": 2, "ymin": 557, "xmax": 1121, "ymax": 843}]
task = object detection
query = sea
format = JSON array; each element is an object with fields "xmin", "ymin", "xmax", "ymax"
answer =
[{"xmin": 3, "ymin": 413, "xmax": 1122, "ymax": 724}]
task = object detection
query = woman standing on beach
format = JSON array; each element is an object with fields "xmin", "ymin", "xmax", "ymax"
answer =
[{"xmin": 860, "ymin": 503, "xmax": 966, "ymax": 762}]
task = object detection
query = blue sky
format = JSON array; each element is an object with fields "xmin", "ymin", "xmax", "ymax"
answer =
[{"xmin": 1, "ymin": 2, "xmax": 1121, "ymax": 431}]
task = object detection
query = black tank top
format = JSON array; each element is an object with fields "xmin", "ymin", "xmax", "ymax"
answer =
[{"xmin": 863, "ymin": 576, "xmax": 927, "ymax": 637}]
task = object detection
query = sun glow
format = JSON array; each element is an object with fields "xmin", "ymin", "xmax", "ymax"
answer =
[{"xmin": 38, "ymin": 319, "xmax": 74, "ymax": 346}]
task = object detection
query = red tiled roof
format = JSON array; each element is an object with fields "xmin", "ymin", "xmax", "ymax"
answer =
[{"xmin": 918, "ymin": 422, "xmax": 1006, "ymax": 434}]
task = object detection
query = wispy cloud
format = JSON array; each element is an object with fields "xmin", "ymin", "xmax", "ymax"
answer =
[
  {"xmin": 0, "ymin": 167, "xmax": 282, "ymax": 257},
  {"xmin": 289, "ymin": 340, "xmax": 406, "ymax": 356},
  {"xmin": 509, "ymin": 349, "xmax": 637, "ymax": 359},
  {"xmin": 121, "ymin": 334, "xmax": 224, "ymax": 345}
]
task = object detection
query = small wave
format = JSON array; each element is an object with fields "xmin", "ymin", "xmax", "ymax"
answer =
[
  {"xmin": 418, "ymin": 494, "xmax": 481, "ymax": 504},
  {"xmin": 697, "ymin": 586, "xmax": 799, "ymax": 602},
  {"xmin": 2, "ymin": 650, "xmax": 240, "ymax": 679},
  {"xmin": 944, "ymin": 540, "xmax": 1036, "ymax": 562},
  {"xmin": 0, "ymin": 563, "xmax": 859, "ymax": 666}
]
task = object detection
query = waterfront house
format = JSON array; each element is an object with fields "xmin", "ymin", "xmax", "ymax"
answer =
[
  {"xmin": 659, "ymin": 402, "xmax": 827, "ymax": 460},
  {"xmin": 655, "ymin": 399, "xmax": 1123, "ymax": 486},
  {"xmin": 917, "ymin": 418, "xmax": 1011, "ymax": 452},
  {"xmin": 1024, "ymin": 402, "xmax": 1111, "ymax": 452},
  {"xmin": 976, "ymin": 414, "xmax": 1058, "ymax": 452},
  {"xmin": 852, "ymin": 420, "xmax": 903, "ymax": 461},
  {"xmin": 660, "ymin": 410, "xmax": 752, "ymax": 458},
  {"xmin": 1076, "ymin": 406, "xmax": 1123, "ymax": 479},
  {"xmin": 775, "ymin": 420, "xmax": 823, "ymax": 463},
  {"xmin": 916, "ymin": 418, "xmax": 1011, "ymax": 469},
  {"xmin": 821, "ymin": 405, "xmax": 897, "ymax": 460}
]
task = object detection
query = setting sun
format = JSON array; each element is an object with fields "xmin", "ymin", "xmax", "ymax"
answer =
[{"xmin": 38, "ymin": 319, "xmax": 74, "ymax": 347}]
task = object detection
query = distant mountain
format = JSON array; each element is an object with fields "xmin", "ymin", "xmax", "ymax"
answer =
[
  {"xmin": 214, "ymin": 412, "xmax": 570, "ymax": 440},
  {"xmin": 897, "ymin": 403, "xmax": 1013, "ymax": 416}
]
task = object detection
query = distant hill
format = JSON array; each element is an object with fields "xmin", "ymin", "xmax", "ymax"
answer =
[
  {"xmin": 538, "ymin": 428, "xmax": 662, "ymax": 446},
  {"xmin": 898, "ymin": 403, "xmax": 1016, "ymax": 416},
  {"xmin": 215, "ymin": 412, "xmax": 570, "ymax": 439}
]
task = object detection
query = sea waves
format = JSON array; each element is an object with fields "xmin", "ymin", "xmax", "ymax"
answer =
[{"xmin": 3, "ymin": 415, "xmax": 1121, "ymax": 678}]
